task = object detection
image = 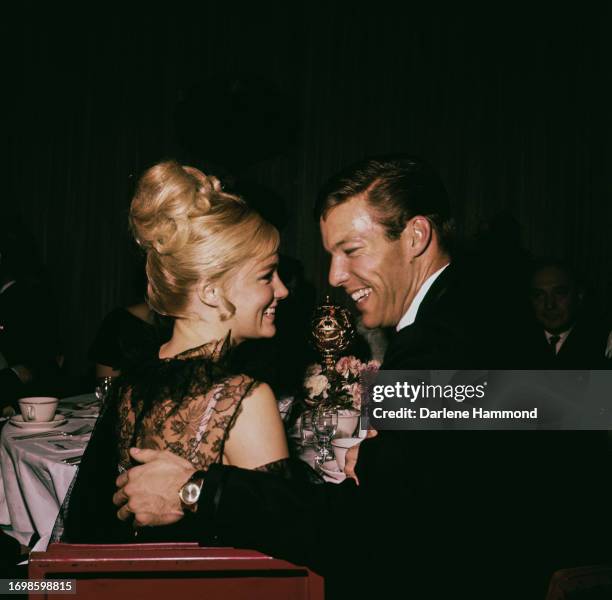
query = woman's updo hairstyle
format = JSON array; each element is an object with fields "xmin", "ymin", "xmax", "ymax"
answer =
[{"xmin": 129, "ymin": 160, "xmax": 279, "ymax": 319}]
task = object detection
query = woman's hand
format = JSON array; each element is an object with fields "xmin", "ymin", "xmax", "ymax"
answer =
[{"xmin": 344, "ymin": 430, "xmax": 378, "ymax": 485}]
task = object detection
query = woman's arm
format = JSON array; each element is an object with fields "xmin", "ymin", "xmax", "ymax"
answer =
[{"xmin": 222, "ymin": 382, "xmax": 289, "ymax": 469}]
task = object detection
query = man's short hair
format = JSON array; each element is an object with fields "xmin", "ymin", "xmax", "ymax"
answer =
[
  {"xmin": 530, "ymin": 258, "xmax": 580, "ymax": 288},
  {"xmin": 316, "ymin": 156, "xmax": 455, "ymax": 249}
]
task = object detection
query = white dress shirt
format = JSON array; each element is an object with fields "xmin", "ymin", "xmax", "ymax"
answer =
[
  {"xmin": 544, "ymin": 328, "xmax": 572, "ymax": 355},
  {"xmin": 0, "ymin": 279, "xmax": 16, "ymax": 296},
  {"xmin": 396, "ymin": 264, "xmax": 450, "ymax": 332}
]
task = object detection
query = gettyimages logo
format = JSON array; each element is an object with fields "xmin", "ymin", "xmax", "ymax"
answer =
[{"xmin": 370, "ymin": 380, "xmax": 487, "ymax": 403}]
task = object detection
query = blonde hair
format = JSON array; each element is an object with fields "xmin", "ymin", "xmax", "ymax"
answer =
[{"xmin": 129, "ymin": 160, "xmax": 279, "ymax": 319}]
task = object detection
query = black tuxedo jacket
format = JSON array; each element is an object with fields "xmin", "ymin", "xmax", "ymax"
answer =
[
  {"xmin": 194, "ymin": 265, "xmax": 610, "ymax": 599},
  {"xmin": 381, "ymin": 263, "xmax": 488, "ymax": 370},
  {"xmin": 526, "ymin": 320, "xmax": 611, "ymax": 370}
]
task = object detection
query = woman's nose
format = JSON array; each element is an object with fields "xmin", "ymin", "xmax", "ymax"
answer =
[{"xmin": 274, "ymin": 274, "xmax": 289, "ymax": 300}]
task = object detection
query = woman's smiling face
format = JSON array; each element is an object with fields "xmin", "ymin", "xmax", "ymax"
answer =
[{"xmin": 224, "ymin": 252, "xmax": 288, "ymax": 345}]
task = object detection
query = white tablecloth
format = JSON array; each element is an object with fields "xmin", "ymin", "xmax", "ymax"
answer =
[
  {"xmin": 0, "ymin": 395, "xmax": 343, "ymax": 553},
  {"xmin": 0, "ymin": 394, "xmax": 97, "ymax": 551}
]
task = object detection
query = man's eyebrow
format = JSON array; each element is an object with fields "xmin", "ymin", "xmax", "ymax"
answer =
[{"xmin": 332, "ymin": 237, "xmax": 360, "ymax": 250}]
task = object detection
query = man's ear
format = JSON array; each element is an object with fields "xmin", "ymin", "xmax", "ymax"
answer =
[{"xmin": 402, "ymin": 216, "xmax": 432, "ymax": 256}]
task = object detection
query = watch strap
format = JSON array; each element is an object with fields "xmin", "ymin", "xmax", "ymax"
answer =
[{"xmin": 179, "ymin": 470, "xmax": 206, "ymax": 512}]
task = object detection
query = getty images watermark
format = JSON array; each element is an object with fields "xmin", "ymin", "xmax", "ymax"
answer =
[{"xmin": 360, "ymin": 370, "xmax": 612, "ymax": 430}]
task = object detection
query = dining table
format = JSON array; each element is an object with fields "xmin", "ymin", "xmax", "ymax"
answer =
[
  {"xmin": 0, "ymin": 395, "xmax": 347, "ymax": 554},
  {"xmin": 0, "ymin": 394, "xmax": 99, "ymax": 552}
]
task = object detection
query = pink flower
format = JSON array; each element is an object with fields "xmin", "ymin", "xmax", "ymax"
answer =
[
  {"xmin": 336, "ymin": 356, "xmax": 361, "ymax": 378},
  {"xmin": 360, "ymin": 359, "xmax": 381, "ymax": 373},
  {"xmin": 346, "ymin": 382, "xmax": 362, "ymax": 410},
  {"xmin": 338, "ymin": 381, "xmax": 362, "ymax": 410},
  {"xmin": 305, "ymin": 374, "xmax": 329, "ymax": 399},
  {"xmin": 305, "ymin": 363, "xmax": 323, "ymax": 377}
]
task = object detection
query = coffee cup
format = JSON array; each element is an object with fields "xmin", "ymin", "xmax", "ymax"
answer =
[{"xmin": 18, "ymin": 397, "xmax": 59, "ymax": 422}]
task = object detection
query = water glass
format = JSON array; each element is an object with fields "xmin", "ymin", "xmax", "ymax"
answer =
[
  {"xmin": 312, "ymin": 406, "xmax": 338, "ymax": 465},
  {"xmin": 299, "ymin": 410, "xmax": 315, "ymax": 446},
  {"xmin": 95, "ymin": 376, "xmax": 114, "ymax": 403}
]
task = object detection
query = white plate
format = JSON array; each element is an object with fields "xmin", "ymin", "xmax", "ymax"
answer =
[
  {"xmin": 319, "ymin": 460, "xmax": 347, "ymax": 482},
  {"xmin": 9, "ymin": 415, "xmax": 68, "ymax": 430}
]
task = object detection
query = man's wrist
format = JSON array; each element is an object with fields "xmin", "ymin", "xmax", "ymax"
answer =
[{"xmin": 178, "ymin": 470, "xmax": 206, "ymax": 513}]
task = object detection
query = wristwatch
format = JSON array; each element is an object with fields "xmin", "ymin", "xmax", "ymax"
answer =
[{"xmin": 178, "ymin": 470, "xmax": 206, "ymax": 512}]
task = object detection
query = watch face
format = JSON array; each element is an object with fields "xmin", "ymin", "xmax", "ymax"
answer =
[{"xmin": 181, "ymin": 482, "xmax": 201, "ymax": 505}]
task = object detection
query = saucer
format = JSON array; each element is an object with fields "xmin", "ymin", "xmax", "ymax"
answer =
[
  {"xmin": 58, "ymin": 409, "xmax": 99, "ymax": 419},
  {"xmin": 319, "ymin": 460, "xmax": 347, "ymax": 482},
  {"xmin": 9, "ymin": 415, "xmax": 68, "ymax": 430}
]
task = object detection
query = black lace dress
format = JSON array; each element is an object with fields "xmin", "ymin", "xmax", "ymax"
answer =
[{"xmin": 55, "ymin": 337, "xmax": 315, "ymax": 544}]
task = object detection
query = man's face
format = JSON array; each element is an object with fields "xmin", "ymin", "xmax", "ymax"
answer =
[
  {"xmin": 320, "ymin": 196, "xmax": 410, "ymax": 329},
  {"xmin": 530, "ymin": 266, "xmax": 579, "ymax": 334}
]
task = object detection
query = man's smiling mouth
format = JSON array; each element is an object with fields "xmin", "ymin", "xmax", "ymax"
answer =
[{"xmin": 350, "ymin": 287, "xmax": 372, "ymax": 304}]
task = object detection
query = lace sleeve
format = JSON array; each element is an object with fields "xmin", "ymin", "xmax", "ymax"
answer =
[
  {"xmin": 254, "ymin": 458, "xmax": 292, "ymax": 475},
  {"xmin": 212, "ymin": 375, "xmax": 260, "ymax": 463}
]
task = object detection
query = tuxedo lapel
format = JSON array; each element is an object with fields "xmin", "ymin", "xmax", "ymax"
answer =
[
  {"xmin": 381, "ymin": 263, "xmax": 461, "ymax": 370},
  {"xmin": 411, "ymin": 263, "xmax": 456, "ymax": 321}
]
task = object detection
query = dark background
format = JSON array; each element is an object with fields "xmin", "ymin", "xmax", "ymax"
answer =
[{"xmin": 2, "ymin": 4, "xmax": 611, "ymax": 377}]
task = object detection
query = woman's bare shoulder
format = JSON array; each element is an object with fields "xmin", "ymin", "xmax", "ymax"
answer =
[
  {"xmin": 223, "ymin": 375, "xmax": 288, "ymax": 468},
  {"xmin": 221, "ymin": 376, "xmax": 275, "ymax": 405}
]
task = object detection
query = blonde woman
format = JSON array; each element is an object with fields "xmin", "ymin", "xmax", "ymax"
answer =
[{"xmin": 59, "ymin": 161, "xmax": 296, "ymax": 542}]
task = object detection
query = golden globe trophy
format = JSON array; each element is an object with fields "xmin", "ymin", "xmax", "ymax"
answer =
[
  {"xmin": 308, "ymin": 297, "xmax": 357, "ymax": 456},
  {"xmin": 311, "ymin": 295, "xmax": 356, "ymax": 374}
]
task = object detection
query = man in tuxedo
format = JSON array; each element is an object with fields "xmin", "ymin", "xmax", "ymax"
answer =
[
  {"xmin": 113, "ymin": 158, "xmax": 609, "ymax": 599},
  {"xmin": 528, "ymin": 259, "xmax": 610, "ymax": 368}
]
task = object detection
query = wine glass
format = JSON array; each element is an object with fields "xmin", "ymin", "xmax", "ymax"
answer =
[
  {"xmin": 298, "ymin": 410, "xmax": 315, "ymax": 447},
  {"xmin": 312, "ymin": 406, "xmax": 338, "ymax": 466},
  {"xmin": 95, "ymin": 376, "xmax": 114, "ymax": 404}
]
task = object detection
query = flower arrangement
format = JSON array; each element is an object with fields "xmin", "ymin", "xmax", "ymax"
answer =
[{"xmin": 303, "ymin": 356, "xmax": 380, "ymax": 411}]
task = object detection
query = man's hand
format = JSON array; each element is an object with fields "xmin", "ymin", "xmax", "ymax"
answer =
[
  {"xmin": 344, "ymin": 430, "xmax": 378, "ymax": 485},
  {"xmin": 113, "ymin": 448, "xmax": 196, "ymax": 527}
]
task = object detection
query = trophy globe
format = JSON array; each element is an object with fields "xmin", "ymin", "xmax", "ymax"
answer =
[{"xmin": 311, "ymin": 295, "xmax": 355, "ymax": 374}]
